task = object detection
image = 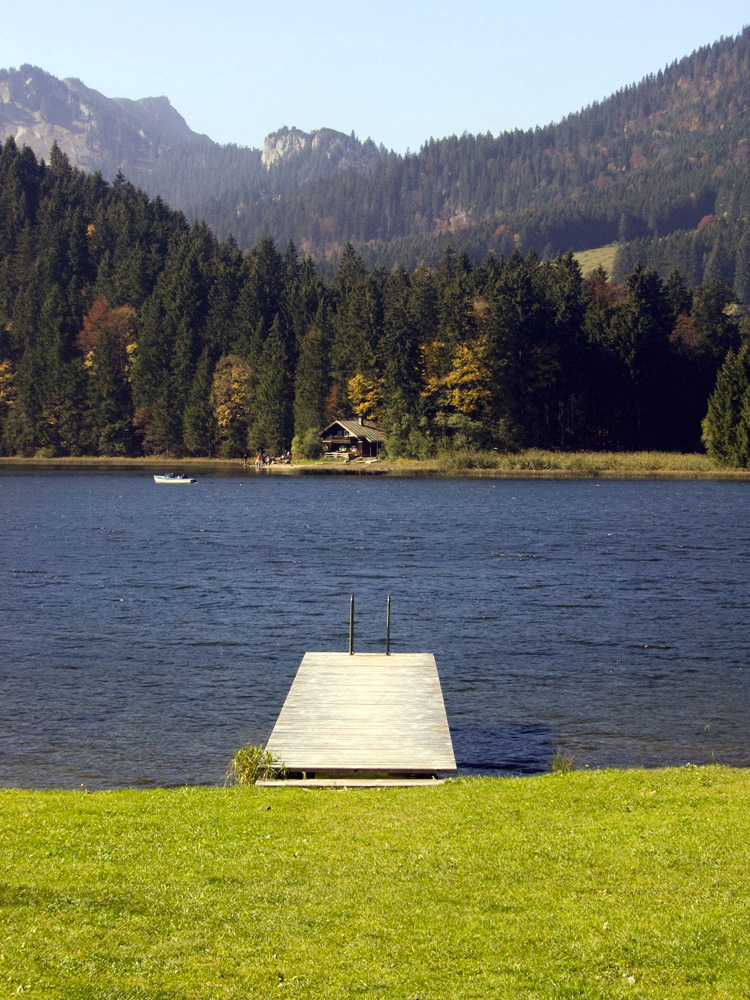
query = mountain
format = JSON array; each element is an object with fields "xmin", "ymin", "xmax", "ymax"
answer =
[
  {"xmin": 0, "ymin": 66, "xmax": 212, "ymax": 174},
  {"xmin": 0, "ymin": 65, "xmax": 389, "ymax": 227},
  {"xmin": 2, "ymin": 28, "xmax": 750, "ymax": 289}
]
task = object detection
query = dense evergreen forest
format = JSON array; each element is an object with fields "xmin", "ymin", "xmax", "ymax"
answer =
[{"xmin": 1, "ymin": 137, "xmax": 748, "ymax": 460}]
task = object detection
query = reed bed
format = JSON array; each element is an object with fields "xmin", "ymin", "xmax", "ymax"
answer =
[{"xmin": 419, "ymin": 449, "xmax": 723, "ymax": 475}]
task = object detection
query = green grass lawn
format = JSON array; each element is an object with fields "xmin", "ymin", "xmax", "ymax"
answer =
[{"xmin": 2, "ymin": 768, "xmax": 749, "ymax": 998}]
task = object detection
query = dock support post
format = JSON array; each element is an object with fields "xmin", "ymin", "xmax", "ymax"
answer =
[
  {"xmin": 386, "ymin": 594, "xmax": 391, "ymax": 655},
  {"xmin": 349, "ymin": 595, "xmax": 354, "ymax": 655}
]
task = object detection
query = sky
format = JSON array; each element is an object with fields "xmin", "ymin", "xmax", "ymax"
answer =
[{"xmin": 3, "ymin": 0, "xmax": 749, "ymax": 154}]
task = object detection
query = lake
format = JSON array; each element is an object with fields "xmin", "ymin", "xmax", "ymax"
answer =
[{"xmin": 1, "ymin": 468, "xmax": 748, "ymax": 788}]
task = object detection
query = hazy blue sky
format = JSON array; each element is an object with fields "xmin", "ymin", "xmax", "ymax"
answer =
[{"xmin": 4, "ymin": 0, "xmax": 748, "ymax": 153}]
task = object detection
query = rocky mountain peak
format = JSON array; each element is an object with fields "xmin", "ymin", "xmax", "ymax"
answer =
[
  {"xmin": 261, "ymin": 126, "xmax": 312, "ymax": 168},
  {"xmin": 261, "ymin": 125, "xmax": 383, "ymax": 173}
]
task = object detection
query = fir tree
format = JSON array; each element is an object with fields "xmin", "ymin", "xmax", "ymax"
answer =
[
  {"xmin": 254, "ymin": 318, "xmax": 291, "ymax": 454},
  {"xmin": 183, "ymin": 351, "xmax": 217, "ymax": 456},
  {"xmin": 702, "ymin": 347, "xmax": 750, "ymax": 466},
  {"xmin": 293, "ymin": 304, "xmax": 330, "ymax": 437}
]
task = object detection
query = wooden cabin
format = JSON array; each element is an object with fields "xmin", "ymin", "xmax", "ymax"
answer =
[{"xmin": 321, "ymin": 418, "xmax": 386, "ymax": 459}]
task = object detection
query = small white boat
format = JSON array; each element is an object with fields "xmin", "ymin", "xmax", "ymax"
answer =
[{"xmin": 153, "ymin": 473, "xmax": 197, "ymax": 484}]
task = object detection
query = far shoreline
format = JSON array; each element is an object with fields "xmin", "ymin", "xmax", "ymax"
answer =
[{"xmin": 2, "ymin": 453, "xmax": 750, "ymax": 480}]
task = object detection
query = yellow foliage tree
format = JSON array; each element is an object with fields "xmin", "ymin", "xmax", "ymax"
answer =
[
  {"xmin": 347, "ymin": 372, "xmax": 384, "ymax": 421},
  {"xmin": 443, "ymin": 339, "xmax": 492, "ymax": 417},
  {"xmin": 420, "ymin": 340, "xmax": 453, "ymax": 410},
  {"xmin": 0, "ymin": 359, "xmax": 15, "ymax": 418},
  {"xmin": 211, "ymin": 355, "xmax": 253, "ymax": 431},
  {"xmin": 421, "ymin": 338, "xmax": 492, "ymax": 418}
]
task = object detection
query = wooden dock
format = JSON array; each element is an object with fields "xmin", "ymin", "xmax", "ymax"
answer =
[{"xmin": 264, "ymin": 651, "xmax": 456, "ymax": 777}]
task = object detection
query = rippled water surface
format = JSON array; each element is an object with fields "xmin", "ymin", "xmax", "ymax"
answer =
[{"xmin": 1, "ymin": 468, "xmax": 748, "ymax": 787}]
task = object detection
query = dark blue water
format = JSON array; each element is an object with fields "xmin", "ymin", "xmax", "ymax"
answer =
[{"xmin": 1, "ymin": 468, "xmax": 748, "ymax": 788}]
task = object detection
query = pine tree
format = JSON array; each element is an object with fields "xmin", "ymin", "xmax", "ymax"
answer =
[
  {"xmin": 330, "ymin": 268, "xmax": 381, "ymax": 405},
  {"xmin": 544, "ymin": 252, "xmax": 589, "ymax": 447},
  {"xmin": 254, "ymin": 318, "xmax": 291, "ymax": 455},
  {"xmin": 702, "ymin": 347, "xmax": 750, "ymax": 466},
  {"xmin": 734, "ymin": 228, "xmax": 750, "ymax": 304},
  {"xmin": 183, "ymin": 351, "xmax": 217, "ymax": 456},
  {"xmin": 247, "ymin": 235, "xmax": 283, "ymax": 331},
  {"xmin": 293, "ymin": 303, "xmax": 330, "ymax": 436},
  {"xmin": 664, "ymin": 268, "xmax": 693, "ymax": 322},
  {"xmin": 381, "ymin": 267, "xmax": 421, "ymax": 416},
  {"xmin": 608, "ymin": 264, "xmax": 674, "ymax": 448},
  {"xmin": 691, "ymin": 277, "xmax": 740, "ymax": 363},
  {"xmin": 485, "ymin": 251, "xmax": 555, "ymax": 447}
]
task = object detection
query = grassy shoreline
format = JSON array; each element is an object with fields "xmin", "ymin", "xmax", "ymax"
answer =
[
  {"xmin": 2, "ymin": 449, "xmax": 750, "ymax": 479},
  {"xmin": 2, "ymin": 767, "xmax": 748, "ymax": 998}
]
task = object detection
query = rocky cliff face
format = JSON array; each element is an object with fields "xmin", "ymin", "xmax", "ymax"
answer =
[
  {"xmin": 0, "ymin": 65, "xmax": 211, "ymax": 173},
  {"xmin": 261, "ymin": 126, "xmax": 311, "ymax": 168},
  {"xmin": 261, "ymin": 125, "xmax": 384, "ymax": 173}
]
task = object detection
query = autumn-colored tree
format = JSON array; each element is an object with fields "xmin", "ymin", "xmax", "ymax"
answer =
[
  {"xmin": 210, "ymin": 354, "xmax": 254, "ymax": 457},
  {"xmin": 76, "ymin": 297, "xmax": 137, "ymax": 455},
  {"xmin": 442, "ymin": 339, "xmax": 492, "ymax": 418},
  {"xmin": 324, "ymin": 383, "xmax": 347, "ymax": 423},
  {"xmin": 0, "ymin": 359, "xmax": 16, "ymax": 449},
  {"xmin": 348, "ymin": 372, "xmax": 384, "ymax": 422},
  {"xmin": 76, "ymin": 297, "xmax": 136, "ymax": 375},
  {"xmin": 420, "ymin": 339, "xmax": 453, "ymax": 413}
]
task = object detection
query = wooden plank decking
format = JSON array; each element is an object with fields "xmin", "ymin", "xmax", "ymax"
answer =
[{"xmin": 265, "ymin": 652, "xmax": 456, "ymax": 776}]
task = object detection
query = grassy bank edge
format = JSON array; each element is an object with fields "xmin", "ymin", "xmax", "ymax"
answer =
[
  {"xmin": 2, "ymin": 449, "xmax": 749, "ymax": 479},
  {"xmin": 2, "ymin": 766, "xmax": 749, "ymax": 1000}
]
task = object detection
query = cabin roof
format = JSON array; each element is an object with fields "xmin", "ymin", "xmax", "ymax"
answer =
[{"xmin": 321, "ymin": 419, "xmax": 387, "ymax": 443}]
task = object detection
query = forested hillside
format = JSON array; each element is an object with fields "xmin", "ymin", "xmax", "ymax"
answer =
[
  {"xmin": 235, "ymin": 28, "xmax": 750, "ymax": 289},
  {"xmin": 1, "ymin": 138, "xmax": 747, "ymax": 460},
  {"xmin": 2, "ymin": 28, "xmax": 750, "ymax": 292},
  {"xmin": 157, "ymin": 27, "xmax": 750, "ymax": 296}
]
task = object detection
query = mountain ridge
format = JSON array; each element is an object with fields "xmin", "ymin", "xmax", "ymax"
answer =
[
  {"xmin": 0, "ymin": 66, "xmax": 212, "ymax": 173},
  {"xmin": 0, "ymin": 65, "xmax": 387, "ymax": 197},
  {"xmin": 2, "ymin": 29, "xmax": 750, "ymax": 288}
]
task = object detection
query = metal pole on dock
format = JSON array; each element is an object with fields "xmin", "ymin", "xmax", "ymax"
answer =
[
  {"xmin": 349, "ymin": 595, "xmax": 354, "ymax": 655},
  {"xmin": 386, "ymin": 594, "xmax": 391, "ymax": 655}
]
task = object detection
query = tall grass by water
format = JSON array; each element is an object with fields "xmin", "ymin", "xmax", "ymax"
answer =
[
  {"xmin": 422, "ymin": 449, "xmax": 722, "ymax": 475},
  {"xmin": 3, "ymin": 450, "xmax": 745, "ymax": 479},
  {"xmin": 2, "ymin": 767, "xmax": 748, "ymax": 999}
]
